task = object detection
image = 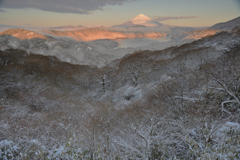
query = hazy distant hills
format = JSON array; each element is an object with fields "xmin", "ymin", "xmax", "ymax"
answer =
[
  {"xmin": 209, "ymin": 16, "xmax": 240, "ymax": 30},
  {"xmin": 44, "ymin": 28, "xmax": 166, "ymax": 41},
  {"xmin": 41, "ymin": 15, "xmax": 240, "ymax": 42},
  {"xmin": 0, "ymin": 27, "xmax": 167, "ymax": 42},
  {"xmin": 47, "ymin": 25, "xmax": 87, "ymax": 30},
  {"xmin": 0, "ymin": 15, "xmax": 239, "ymax": 43},
  {"xmin": 40, "ymin": 14, "xmax": 197, "ymax": 41}
]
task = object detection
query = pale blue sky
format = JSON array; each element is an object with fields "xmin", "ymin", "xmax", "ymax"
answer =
[{"xmin": 0, "ymin": 0, "xmax": 239, "ymax": 28}]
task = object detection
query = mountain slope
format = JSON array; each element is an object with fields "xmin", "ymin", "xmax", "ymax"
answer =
[
  {"xmin": 209, "ymin": 16, "xmax": 240, "ymax": 30},
  {"xmin": 180, "ymin": 29, "xmax": 221, "ymax": 40},
  {"xmin": 0, "ymin": 28, "xmax": 48, "ymax": 39},
  {"xmin": 0, "ymin": 34, "xmax": 136, "ymax": 67}
]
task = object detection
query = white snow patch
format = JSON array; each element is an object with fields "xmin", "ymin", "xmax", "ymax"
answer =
[
  {"xmin": 213, "ymin": 122, "xmax": 240, "ymax": 140},
  {"xmin": 87, "ymin": 46, "xmax": 92, "ymax": 50},
  {"xmin": 0, "ymin": 123, "xmax": 10, "ymax": 129}
]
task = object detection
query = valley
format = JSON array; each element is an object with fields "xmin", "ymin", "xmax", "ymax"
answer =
[{"xmin": 0, "ymin": 14, "xmax": 240, "ymax": 159}]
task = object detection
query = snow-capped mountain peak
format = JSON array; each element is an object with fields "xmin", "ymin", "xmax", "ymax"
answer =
[
  {"xmin": 131, "ymin": 14, "xmax": 151, "ymax": 24},
  {"xmin": 114, "ymin": 14, "xmax": 162, "ymax": 27}
]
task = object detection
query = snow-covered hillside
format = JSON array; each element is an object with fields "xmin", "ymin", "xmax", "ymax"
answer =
[
  {"xmin": 0, "ymin": 34, "xmax": 137, "ymax": 67},
  {"xmin": 209, "ymin": 16, "xmax": 240, "ymax": 30},
  {"xmin": 1, "ymin": 28, "xmax": 240, "ymax": 159}
]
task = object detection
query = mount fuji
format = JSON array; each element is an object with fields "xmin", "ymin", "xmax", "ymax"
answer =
[{"xmin": 113, "ymin": 14, "xmax": 163, "ymax": 27}]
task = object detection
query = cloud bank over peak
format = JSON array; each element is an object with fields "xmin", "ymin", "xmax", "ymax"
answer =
[
  {"xmin": 151, "ymin": 16, "xmax": 198, "ymax": 21},
  {"xmin": 0, "ymin": 0, "xmax": 137, "ymax": 14}
]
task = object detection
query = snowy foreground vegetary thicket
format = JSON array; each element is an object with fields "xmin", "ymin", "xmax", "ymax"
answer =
[{"xmin": 1, "ymin": 28, "xmax": 240, "ymax": 159}]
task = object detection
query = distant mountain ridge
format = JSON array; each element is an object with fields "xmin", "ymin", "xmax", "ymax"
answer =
[
  {"xmin": 0, "ymin": 27, "xmax": 166, "ymax": 42},
  {"xmin": 181, "ymin": 29, "xmax": 221, "ymax": 40},
  {"xmin": 178, "ymin": 16, "xmax": 240, "ymax": 41},
  {"xmin": 209, "ymin": 16, "xmax": 240, "ymax": 30},
  {"xmin": 0, "ymin": 28, "xmax": 48, "ymax": 39},
  {"xmin": 44, "ymin": 28, "xmax": 166, "ymax": 41},
  {"xmin": 48, "ymin": 25, "xmax": 86, "ymax": 30},
  {"xmin": 1, "ymin": 15, "xmax": 240, "ymax": 43}
]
